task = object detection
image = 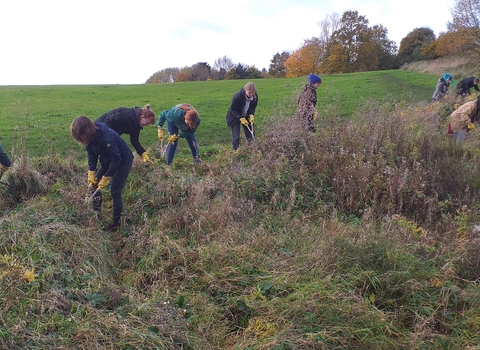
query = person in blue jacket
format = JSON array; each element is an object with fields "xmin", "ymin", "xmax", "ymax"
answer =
[
  {"xmin": 157, "ymin": 104, "xmax": 201, "ymax": 165},
  {"xmin": 0, "ymin": 143, "xmax": 12, "ymax": 178},
  {"xmin": 95, "ymin": 104, "xmax": 155, "ymax": 164},
  {"xmin": 70, "ymin": 115, "xmax": 134, "ymax": 231}
]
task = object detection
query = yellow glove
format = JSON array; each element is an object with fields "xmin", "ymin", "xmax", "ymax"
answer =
[
  {"xmin": 313, "ymin": 111, "xmax": 318, "ymax": 120},
  {"xmin": 167, "ymin": 134, "xmax": 179, "ymax": 143},
  {"xmin": 157, "ymin": 128, "xmax": 165, "ymax": 141},
  {"xmin": 97, "ymin": 176, "xmax": 111, "ymax": 190},
  {"xmin": 248, "ymin": 114, "xmax": 254, "ymax": 125},
  {"xmin": 141, "ymin": 151, "xmax": 154, "ymax": 165},
  {"xmin": 468, "ymin": 122, "xmax": 475, "ymax": 131},
  {"xmin": 240, "ymin": 117, "xmax": 249, "ymax": 126},
  {"xmin": 87, "ymin": 170, "xmax": 98, "ymax": 187}
]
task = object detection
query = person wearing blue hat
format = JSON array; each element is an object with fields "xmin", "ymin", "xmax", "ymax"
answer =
[
  {"xmin": 296, "ymin": 73, "xmax": 322, "ymax": 132},
  {"xmin": 432, "ymin": 73, "xmax": 454, "ymax": 101}
]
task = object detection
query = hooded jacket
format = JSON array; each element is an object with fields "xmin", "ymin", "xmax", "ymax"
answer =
[
  {"xmin": 225, "ymin": 88, "xmax": 258, "ymax": 127},
  {"xmin": 456, "ymin": 77, "xmax": 480, "ymax": 95},
  {"xmin": 432, "ymin": 78, "xmax": 448, "ymax": 101},
  {"xmin": 86, "ymin": 122, "xmax": 133, "ymax": 177},
  {"xmin": 448, "ymin": 99, "xmax": 480, "ymax": 133},
  {"xmin": 95, "ymin": 107, "xmax": 145, "ymax": 156},
  {"xmin": 157, "ymin": 104, "xmax": 200, "ymax": 137}
]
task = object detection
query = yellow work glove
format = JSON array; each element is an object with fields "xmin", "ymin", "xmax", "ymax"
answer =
[
  {"xmin": 248, "ymin": 114, "xmax": 254, "ymax": 125},
  {"xmin": 167, "ymin": 134, "xmax": 179, "ymax": 143},
  {"xmin": 468, "ymin": 122, "xmax": 475, "ymax": 131},
  {"xmin": 313, "ymin": 111, "xmax": 318, "ymax": 120},
  {"xmin": 141, "ymin": 151, "xmax": 154, "ymax": 165},
  {"xmin": 157, "ymin": 128, "xmax": 165, "ymax": 141},
  {"xmin": 97, "ymin": 176, "xmax": 111, "ymax": 190},
  {"xmin": 240, "ymin": 117, "xmax": 249, "ymax": 126},
  {"xmin": 87, "ymin": 170, "xmax": 98, "ymax": 187}
]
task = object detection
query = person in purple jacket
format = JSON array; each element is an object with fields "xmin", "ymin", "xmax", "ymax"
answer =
[{"xmin": 71, "ymin": 116, "xmax": 133, "ymax": 231}]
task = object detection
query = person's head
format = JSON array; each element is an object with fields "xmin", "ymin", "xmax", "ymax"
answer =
[
  {"xmin": 70, "ymin": 116, "xmax": 97, "ymax": 146},
  {"xmin": 443, "ymin": 73, "xmax": 454, "ymax": 85},
  {"xmin": 177, "ymin": 104, "xmax": 199, "ymax": 129},
  {"xmin": 474, "ymin": 77, "xmax": 479, "ymax": 86},
  {"xmin": 308, "ymin": 73, "xmax": 322, "ymax": 88},
  {"xmin": 139, "ymin": 103, "xmax": 156, "ymax": 127},
  {"xmin": 243, "ymin": 82, "xmax": 257, "ymax": 99}
]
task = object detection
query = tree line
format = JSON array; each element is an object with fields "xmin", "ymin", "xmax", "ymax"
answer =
[{"xmin": 146, "ymin": 0, "xmax": 480, "ymax": 83}]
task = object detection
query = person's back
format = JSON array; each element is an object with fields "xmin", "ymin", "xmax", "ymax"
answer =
[{"xmin": 456, "ymin": 77, "xmax": 480, "ymax": 96}]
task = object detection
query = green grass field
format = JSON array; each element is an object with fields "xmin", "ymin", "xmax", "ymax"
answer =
[{"xmin": 0, "ymin": 70, "xmax": 436, "ymax": 159}]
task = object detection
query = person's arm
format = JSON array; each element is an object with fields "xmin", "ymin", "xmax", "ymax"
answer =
[{"xmin": 129, "ymin": 130, "xmax": 146, "ymax": 156}]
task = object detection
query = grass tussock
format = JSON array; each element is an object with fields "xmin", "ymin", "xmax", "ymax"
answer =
[{"xmin": 3, "ymin": 94, "xmax": 480, "ymax": 349}]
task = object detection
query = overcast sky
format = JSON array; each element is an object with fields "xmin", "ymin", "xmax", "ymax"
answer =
[{"xmin": 0, "ymin": 0, "xmax": 453, "ymax": 85}]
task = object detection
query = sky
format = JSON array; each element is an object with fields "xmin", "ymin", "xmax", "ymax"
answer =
[{"xmin": 0, "ymin": 0, "xmax": 454, "ymax": 85}]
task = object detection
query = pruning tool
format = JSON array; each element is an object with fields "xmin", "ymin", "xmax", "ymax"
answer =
[
  {"xmin": 85, "ymin": 187, "xmax": 101, "ymax": 203},
  {"xmin": 246, "ymin": 123, "xmax": 255, "ymax": 139},
  {"xmin": 160, "ymin": 139, "xmax": 168, "ymax": 158}
]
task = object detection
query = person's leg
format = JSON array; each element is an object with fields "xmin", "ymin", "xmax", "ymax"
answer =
[
  {"xmin": 230, "ymin": 122, "xmax": 241, "ymax": 150},
  {"xmin": 108, "ymin": 160, "xmax": 132, "ymax": 228},
  {"xmin": 166, "ymin": 122, "xmax": 180, "ymax": 165},
  {"xmin": 185, "ymin": 133, "xmax": 201, "ymax": 163}
]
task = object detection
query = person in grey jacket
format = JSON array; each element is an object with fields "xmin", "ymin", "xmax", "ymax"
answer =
[
  {"xmin": 225, "ymin": 82, "xmax": 258, "ymax": 151},
  {"xmin": 432, "ymin": 73, "xmax": 454, "ymax": 101}
]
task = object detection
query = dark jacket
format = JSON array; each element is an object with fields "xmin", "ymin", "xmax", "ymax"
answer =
[
  {"xmin": 95, "ymin": 107, "xmax": 145, "ymax": 155},
  {"xmin": 225, "ymin": 89, "xmax": 258, "ymax": 127},
  {"xmin": 0, "ymin": 143, "xmax": 12, "ymax": 167},
  {"xmin": 456, "ymin": 77, "xmax": 480, "ymax": 95},
  {"xmin": 157, "ymin": 104, "xmax": 200, "ymax": 137},
  {"xmin": 87, "ymin": 122, "xmax": 133, "ymax": 177}
]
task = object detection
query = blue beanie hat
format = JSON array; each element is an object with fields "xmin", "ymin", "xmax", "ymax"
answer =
[
  {"xmin": 443, "ymin": 73, "xmax": 455, "ymax": 85},
  {"xmin": 308, "ymin": 73, "xmax": 321, "ymax": 85}
]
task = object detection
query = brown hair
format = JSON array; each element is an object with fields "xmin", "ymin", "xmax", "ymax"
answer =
[
  {"xmin": 70, "ymin": 116, "xmax": 97, "ymax": 146},
  {"xmin": 177, "ymin": 104, "xmax": 199, "ymax": 129},
  {"xmin": 140, "ymin": 103, "xmax": 156, "ymax": 124}
]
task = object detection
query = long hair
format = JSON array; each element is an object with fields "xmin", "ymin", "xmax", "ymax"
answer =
[
  {"xmin": 177, "ymin": 104, "xmax": 199, "ymax": 129},
  {"xmin": 141, "ymin": 103, "xmax": 156, "ymax": 124},
  {"xmin": 70, "ymin": 116, "xmax": 97, "ymax": 146}
]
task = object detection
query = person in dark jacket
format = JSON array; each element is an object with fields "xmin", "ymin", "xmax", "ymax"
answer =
[
  {"xmin": 71, "ymin": 116, "xmax": 134, "ymax": 231},
  {"xmin": 296, "ymin": 73, "xmax": 322, "ymax": 132},
  {"xmin": 0, "ymin": 143, "xmax": 12, "ymax": 178},
  {"xmin": 95, "ymin": 104, "xmax": 155, "ymax": 164},
  {"xmin": 157, "ymin": 104, "xmax": 201, "ymax": 165},
  {"xmin": 456, "ymin": 76, "xmax": 479, "ymax": 96},
  {"xmin": 225, "ymin": 82, "xmax": 258, "ymax": 151}
]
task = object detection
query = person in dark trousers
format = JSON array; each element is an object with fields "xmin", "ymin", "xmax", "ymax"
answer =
[
  {"xmin": 157, "ymin": 104, "xmax": 201, "ymax": 165},
  {"xmin": 70, "ymin": 116, "xmax": 134, "ymax": 231},
  {"xmin": 95, "ymin": 104, "xmax": 155, "ymax": 164},
  {"xmin": 432, "ymin": 73, "xmax": 454, "ymax": 101},
  {"xmin": 0, "ymin": 143, "xmax": 12, "ymax": 178},
  {"xmin": 456, "ymin": 77, "xmax": 479, "ymax": 96},
  {"xmin": 296, "ymin": 73, "xmax": 322, "ymax": 132},
  {"xmin": 226, "ymin": 82, "xmax": 258, "ymax": 151}
]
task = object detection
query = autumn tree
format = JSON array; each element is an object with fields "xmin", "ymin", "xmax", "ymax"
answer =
[
  {"xmin": 285, "ymin": 37, "xmax": 324, "ymax": 77},
  {"xmin": 268, "ymin": 51, "xmax": 290, "ymax": 78},
  {"xmin": 146, "ymin": 67, "xmax": 180, "ymax": 83},
  {"xmin": 224, "ymin": 63, "xmax": 261, "ymax": 80},
  {"xmin": 448, "ymin": 0, "xmax": 480, "ymax": 30},
  {"xmin": 397, "ymin": 27, "xmax": 436, "ymax": 64}
]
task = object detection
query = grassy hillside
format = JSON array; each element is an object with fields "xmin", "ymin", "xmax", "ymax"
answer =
[
  {"xmin": 0, "ymin": 70, "xmax": 435, "ymax": 159},
  {"xmin": 2, "ymin": 71, "xmax": 480, "ymax": 349}
]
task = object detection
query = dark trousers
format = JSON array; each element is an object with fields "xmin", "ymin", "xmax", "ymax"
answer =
[
  {"xmin": 94, "ymin": 159, "xmax": 132, "ymax": 226},
  {"xmin": 166, "ymin": 122, "xmax": 200, "ymax": 165},
  {"xmin": 229, "ymin": 119, "xmax": 253, "ymax": 150}
]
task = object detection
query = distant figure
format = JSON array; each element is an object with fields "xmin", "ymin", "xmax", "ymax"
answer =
[
  {"xmin": 70, "ymin": 116, "xmax": 134, "ymax": 231},
  {"xmin": 96, "ymin": 104, "xmax": 156, "ymax": 165},
  {"xmin": 432, "ymin": 73, "xmax": 454, "ymax": 101},
  {"xmin": 157, "ymin": 104, "xmax": 201, "ymax": 165},
  {"xmin": 297, "ymin": 73, "xmax": 322, "ymax": 132},
  {"xmin": 456, "ymin": 77, "xmax": 479, "ymax": 96},
  {"xmin": 225, "ymin": 82, "xmax": 258, "ymax": 151},
  {"xmin": 0, "ymin": 143, "xmax": 12, "ymax": 178},
  {"xmin": 447, "ymin": 96, "xmax": 480, "ymax": 142}
]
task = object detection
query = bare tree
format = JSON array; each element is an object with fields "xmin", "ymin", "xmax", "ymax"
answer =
[
  {"xmin": 214, "ymin": 56, "xmax": 235, "ymax": 72},
  {"xmin": 448, "ymin": 0, "xmax": 480, "ymax": 30},
  {"xmin": 318, "ymin": 13, "xmax": 340, "ymax": 47}
]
